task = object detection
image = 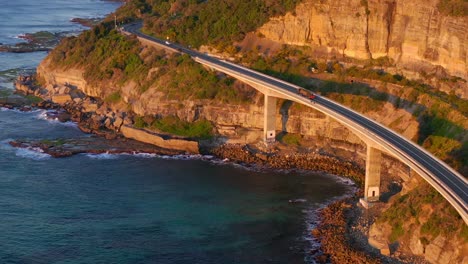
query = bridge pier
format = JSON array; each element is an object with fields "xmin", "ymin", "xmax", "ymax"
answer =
[
  {"xmin": 264, "ymin": 95, "xmax": 277, "ymax": 142},
  {"xmin": 364, "ymin": 145, "xmax": 382, "ymax": 202}
]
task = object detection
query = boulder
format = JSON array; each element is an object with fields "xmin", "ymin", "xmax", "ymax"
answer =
[
  {"xmin": 409, "ymin": 231, "xmax": 425, "ymax": 255},
  {"xmin": 113, "ymin": 116, "xmax": 124, "ymax": 129},
  {"xmin": 425, "ymin": 235, "xmax": 446, "ymax": 263},
  {"xmin": 82, "ymin": 101, "xmax": 98, "ymax": 112},
  {"xmin": 52, "ymin": 94, "xmax": 72, "ymax": 104}
]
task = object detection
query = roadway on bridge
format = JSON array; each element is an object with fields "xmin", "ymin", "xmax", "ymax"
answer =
[{"xmin": 123, "ymin": 23, "xmax": 468, "ymax": 222}]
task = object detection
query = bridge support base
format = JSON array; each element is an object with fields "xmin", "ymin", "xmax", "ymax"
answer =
[
  {"xmin": 359, "ymin": 198, "xmax": 375, "ymax": 209},
  {"xmin": 264, "ymin": 95, "xmax": 277, "ymax": 143},
  {"xmin": 364, "ymin": 146, "xmax": 382, "ymax": 202}
]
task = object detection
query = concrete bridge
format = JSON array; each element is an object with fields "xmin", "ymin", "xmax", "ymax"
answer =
[{"xmin": 123, "ymin": 23, "xmax": 468, "ymax": 224}]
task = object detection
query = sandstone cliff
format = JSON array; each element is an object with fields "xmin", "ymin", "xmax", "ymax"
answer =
[
  {"xmin": 34, "ymin": 22, "xmax": 465, "ymax": 262},
  {"xmin": 256, "ymin": 0, "xmax": 467, "ymax": 80},
  {"xmin": 36, "ymin": 53, "xmax": 420, "ymax": 163}
]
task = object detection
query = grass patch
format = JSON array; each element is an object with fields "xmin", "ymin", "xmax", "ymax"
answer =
[
  {"xmin": 378, "ymin": 182, "xmax": 466, "ymax": 243},
  {"xmin": 122, "ymin": 0, "xmax": 302, "ymax": 48},
  {"xmin": 25, "ymin": 95, "xmax": 43, "ymax": 104},
  {"xmin": 134, "ymin": 115, "xmax": 214, "ymax": 140},
  {"xmin": 389, "ymin": 222, "xmax": 405, "ymax": 242},
  {"xmin": 39, "ymin": 138, "xmax": 66, "ymax": 146},
  {"xmin": 104, "ymin": 91, "xmax": 121, "ymax": 104},
  {"xmin": 281, "ymin": 133, "xmax": 302, "ymax": 146},
  {"xmin": 151, "ymin": 116, "xmax": 213, "ymax": 139},
  {"xmin": 422, "ymin": 136, "xmax": 461, "ymax": 160}
]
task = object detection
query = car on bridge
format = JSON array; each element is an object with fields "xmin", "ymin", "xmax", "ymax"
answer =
[{"xmin": 298, "ymin": 88, "xmax": 316, "ymax": 101}]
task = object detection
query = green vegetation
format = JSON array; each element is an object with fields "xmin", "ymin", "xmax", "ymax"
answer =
[
  {"xmin": 46, "ymin": 0, "xmax": 466, "ymax": 175},
  {"xmin": 104, "ymin": 91, "xmax": 122, "ymax": 104},
  {"xmin": 134, "ymin": 115, "xmax": 213, "ymax": 139},
  {"xmin": 117, "ymin": 0, "xmax": 302, "ymax": 48},
  {"xmin": 345, "ymin": 66, "xmax": 468, "ymax": 116},
  {"xmin": 422, "ymin": 136, "xmax": 461, "ymax": 160},
  {"xmin": 437, "ymin": 0, "xmax": 468, "ymax": 16},
  {"xmin": 280, "ymin": 133, "xmax": 302, "ymax": 146},
  {"xmin": 25, "ymin": 95, "xmax": 43, "ymax": 104},
  {"xmin": 152, "ymin": 116, "xmax": 213, "ymax": 139},
  {"xmin": 39, "ymin": 138, "xmax": 66, "ymax": 146},
  {"xmin": 49, "ymin": 22, "xmax": 142, "ymax": 85},
  {"xmin": 239, "ymin": 46, "xmax": 467, "ymax": 174},
  {"xmin": 378, "ymin": 182, "xmax": 467, "ymax": 243},
  {"xmin": 389, "ymin": 222, "xmax": 404, "ymax": 243},
  {"xmin": 48, "ymin": 21, "xmax": 253, "ymax": 104},
  {"xmin": 156, "ymin": 54, "xmax": 252, "ymax": 103}
]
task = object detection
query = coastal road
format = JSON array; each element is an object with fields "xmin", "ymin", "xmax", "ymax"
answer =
[{"xmin": 122, "ymin": 23, "xmax": 468, "ymax": 224}]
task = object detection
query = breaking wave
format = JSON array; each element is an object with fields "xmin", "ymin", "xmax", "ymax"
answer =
[{"xmin": 15, "ymin": 147, "xmax": 51, "ymax": 160}]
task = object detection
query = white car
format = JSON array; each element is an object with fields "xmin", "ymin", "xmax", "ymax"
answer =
[{"xmin": 165, "ymin": 41, "xmax": 170, "ymax": 45}]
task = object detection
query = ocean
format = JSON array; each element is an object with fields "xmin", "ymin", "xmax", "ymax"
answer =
[{"xmin": 0, "ymin": 1, "xmax": 354, "ymax": 263}]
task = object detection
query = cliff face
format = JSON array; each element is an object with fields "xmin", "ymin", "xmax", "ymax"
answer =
[
  {"xmin": 36, "ymin": 51, "xmax": 419, "ymax": 189},
  {"xmin": 36, "ymin": 35, "xmax": 463, "ymax": 263},
  {"xmin": 257, "ymin": 0, "xmax": 467, "ymax": 79},
  {"xmin": 37, "ymin": 56, "xmax": 366, "ymax": 145}
]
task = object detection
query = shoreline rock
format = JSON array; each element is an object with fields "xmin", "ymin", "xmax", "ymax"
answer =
[
  {"xmin": 9, "ymin": 136, "xmax": 186, "ymax": 158},
  {"xmin": 70, "ymin": 18, "xmax": 103, "ymax": 28},
  {"xmin": 10, "ymin": 74, "xmax": 403, "ymax": 264}
]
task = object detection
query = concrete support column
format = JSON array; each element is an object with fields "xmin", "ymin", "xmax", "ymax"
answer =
[
  {"xmin": 365, "ymin": 146, "xmax": 382, "ymax": 202},
  {"xmin": 264, "ymin": 95, "xmax": 277, "ymax": 142}
]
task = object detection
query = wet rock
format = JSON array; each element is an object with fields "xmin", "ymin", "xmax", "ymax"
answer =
[
  {"xmin": 0, "ymin": 31, "xmax": 70, "ymax": 53},
  {"xmin": 82, "ymin": 101, "xmax": 99, "ymax": 112},
  {"xmin": 8, "ymin": 136, "xmax": 185, "ymax": 159},
  {"xmin": 70, "ymin": 17, "xmax": 103, "ymax": 27},
  {"xmin": 114, "ymin": 116, "xmax": 124, "ymax": 130},
  {"xmin": 58, "ymin": 86, "xmax": 70, "ymax": 95},
  {"xmin": 311, "ymin": 199, "xmax": 382, "ymax": 264}
]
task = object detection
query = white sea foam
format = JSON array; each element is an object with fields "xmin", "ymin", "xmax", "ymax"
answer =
[
  {"xmin": 0, "ymin": 107, "xmax": 41, "ymax": 114},
  {"xmin": 83, "ymin": 152, "xmax": 213, "ymax": 160},
  {"xmin": 129, "ymin": 152, "xmax": 159, "ymax": 158},
  {"xmin": 36, "ymin": 109, "xmax": 48, "ymax": 120},
  {"xmin": 15, "ymin": 147, "xmax": 51, "ymax": 160},
  {"xmin": 328, "ymin": 173, "xmax": 356, "ymax": 186},
  {"xmin": 35, "ymin": 110, "xmax": 78, "ymax": 128},
  {"xmin": 85, "ymin": 152, "xmax": 119, "ymax": 160},
  {"xmin": 0, "ymin": 138, "xmax": 14, "ymax": 150},
  {"xmin": 60, "ymin": 121, "xmax": 78, "ymax": 128}
]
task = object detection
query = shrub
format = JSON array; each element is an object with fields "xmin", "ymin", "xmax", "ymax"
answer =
[
  {"xmin": 389, "ymin": 222, "xmax": 405, "ymax": 242},
  {"xmin": 128, "ymin": 0, "xmax": 302, "ymax": 48},
  {"xmin": 133, "ymin": 116, "xmax": 146, "ymax": 129},
  {"xmin": 421, "ymin": 216, "xmax": 443, "ymax": 238}
]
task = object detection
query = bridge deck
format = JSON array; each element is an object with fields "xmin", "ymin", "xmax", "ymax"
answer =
[{"xmin": 123, "ymin": 23, "xmax": 468, "ymax": 224}]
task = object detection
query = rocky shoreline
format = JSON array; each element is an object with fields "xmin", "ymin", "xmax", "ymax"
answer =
[
  {"xmin": 0, "ymin": 14, "xmax": 108, "ymax": 54},
  {"xmin": 7, "ymin": 74, "xmax": 407, "ymax": 264},
  {"xmin": 8, "ymin": 136, "xmax": 186, "ymax": 158}
]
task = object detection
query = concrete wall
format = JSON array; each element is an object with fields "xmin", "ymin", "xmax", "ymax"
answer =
[{"xmin": 121, "ymin": 125, "xmax": 199, "ymax": 154}]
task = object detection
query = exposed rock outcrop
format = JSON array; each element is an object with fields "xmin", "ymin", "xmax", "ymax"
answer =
[
  {"xmin": 33, "ymin": 31, "xmax": 464, "ymax": 264},
  {"xmin": 256, "ymin": 0, "xmax": 467, "ymax": 80}
]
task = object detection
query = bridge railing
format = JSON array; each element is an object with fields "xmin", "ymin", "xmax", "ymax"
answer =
[{"xmin": 123, "ymin": 24, "xmax": 468, "ymax": 224}]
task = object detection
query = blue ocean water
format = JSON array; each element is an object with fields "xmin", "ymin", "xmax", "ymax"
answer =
[{"xmin": 0, "ymin": 1, "xmax": 354, "ymax": 263}]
